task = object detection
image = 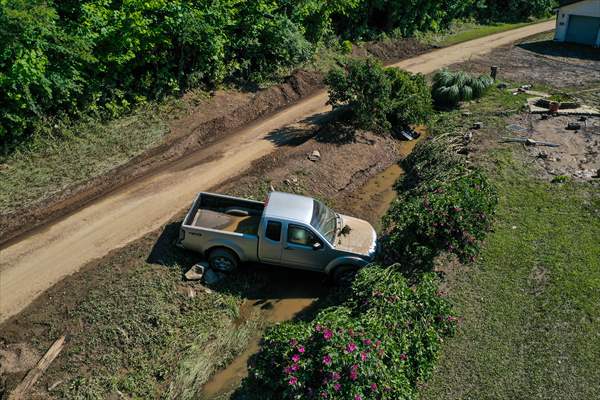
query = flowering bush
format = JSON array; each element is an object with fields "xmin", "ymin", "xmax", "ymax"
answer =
[
  {"xmin": 381, "ymin": 135, "xmax": 498, "ymax": 268},
  {"xmin": 246, "ymin": 266, "xmax": 456, "ymax": 399}
]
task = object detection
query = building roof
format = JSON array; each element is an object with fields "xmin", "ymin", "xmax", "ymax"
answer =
[
  {"xmin": 264, "ymin": 192, "xmax": 314, "ymax": 224},
  {"xmin": 558, "ymin": 0, "xmax": 586, "ymax": 6}
]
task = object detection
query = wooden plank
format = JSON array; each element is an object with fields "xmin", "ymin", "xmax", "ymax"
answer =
[{"xmin": 8, "ymin": 335, "xmax": 66, "ymax": 400}]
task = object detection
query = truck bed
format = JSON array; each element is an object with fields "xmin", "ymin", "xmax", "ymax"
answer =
[
  {"xmin": 184, "ymin": 193, "xmax": 264, "ymax": 236},
  {"xmin": 191, "ymin": 209, "xmax": 261, "ymax": 235}
]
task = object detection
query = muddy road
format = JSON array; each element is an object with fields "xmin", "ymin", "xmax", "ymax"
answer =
[{"xmin": 0, "ymin": 21, "xmax": 555, "ymax": 323}]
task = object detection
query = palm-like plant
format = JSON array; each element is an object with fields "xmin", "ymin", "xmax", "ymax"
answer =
[{"xmin": 432, "ymin": 69, "xmax": 494, "ymax": 108}]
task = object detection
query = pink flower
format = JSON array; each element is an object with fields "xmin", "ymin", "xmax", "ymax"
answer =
[
  {"xmin": 375, "ymin": 340, "xmax": 381, "ymax": 348},
  {"xmin": 354, "ymin": 395, "xmax": 362, "ymax": 400},
  {"xmin": 291, "ymin": 364, "xmax": 299, "ymax": 372},
  {"xmin": 284, "ymin": 366, "xmax": 292, "ymax": 374},
  {"xmin": 292, "ymin": 354, "xmax": 300, "ymax": 363},
  {"xmin": 322, "ymin": 355, "xmax": 332, "ymax": 366},
  {"xmin": 298, "ymin": 346, "xmax": 305, "ymax": 354},
  {"xmin": 323, "ymin": 329, "xmax": 333, "ymax": 340},
  {"xmin": 333, "ymin": 383, "xmax": 341, "ymax": 392},
  {"xmin": 320, "ymin": 391, "xmax": 328, "ymax": 398},
  {"xmin": 400, "ymin": 353, "xmax": 408, "ymax": 361},
  {"xmin": 315, "ymin": 324, "xmax": 322, "ymax": 332},
  {"xmin": 362, "ymin": 339, "xmax": 372, "ymax": 346},
  {"xmin": 289, "ymin": 339, "xmax": 298, "ymax": 347},
  {"xmin": 346, "ymin": 342, "xmax": 357, "ymax": 353},
  {"xmin": 370, "ymin": 383, "xmax": 378, "ymax": 391},
  {"xmin": 330, "ymin": 371, "xmax": 341, "ymax": 381},
  {"xmin": 288, "ymin": 376, "xmax": 298, "ymax": 385},
  {"xmin": 360, "ymin": 352, "xmax": 368, "ymax": 361},
  {"xmin": 348, "ymin": 328, "xmax": 355, "ymax": 337}
]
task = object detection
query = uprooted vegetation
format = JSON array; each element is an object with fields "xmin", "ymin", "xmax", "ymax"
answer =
[
  {"xmin": 325, "ymin": 58, "xmax": 432, "ymax": 135},
  {"xmin": 431, "ymin": 69, "xmax": 494, "ymax": 108}
]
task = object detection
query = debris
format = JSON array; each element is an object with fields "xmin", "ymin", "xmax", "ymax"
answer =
[
  {"xmin": 490, "ymin": 66, "xmax": 498, "ymax": 80},
  {"xmin": 579, "ymin": 116, "xmax": 587, "ymax": 122},
  {"xmin": 340, "ymin": 225, "xmax": 352, "ymax": 236},
  {"xmin": 204, "ymin": 268, "xmax": 226, "ymax": 285},
  {"xmin": 472, "ymin": 122, "xmax": 483, "ymax": 130},
  {"xmin": 8, "ymin": 336, "xmax": 66, "ymax": 400},
  {"xmin": 397, "ymin": 127, "xmax": 420, "ymax": 141},
  {"xmin": 284, "ymin": 176, "xmax": 299, "ymax": 186},
  {"xmin": 537, "ymin": 151, "xmax": 549, "ymax": 159},
  {"xmin": 541, "ymin": 114, "xmax": 550, "ymax": 120},
  {"xmin": 462, "ymin": 111, "xmax": 472, "ymax": 117},
  {"xmin": 463, "ymin": 131, "xmax": 473, "ymax": 144},
  {"xmin": 308, "ymin": 150, "xmax": 321, "ymax": 161},
  {"xmin": 48, "ymin": 381, "xmax": 63, "ymax": 392},
  {"xmin": 497, "ymin": 82, "xmax": 508, "ymax": 89},
  {"xmin": 500, "ymin": 137, "xmax": 560, "ymax": 147},
  {"xmin": 184, "ymin": 263, "xmax": 206, "ymax": 281},
  {"xmin": 520, "ymin": 84, "xmax": 532, "ymax": 91},
  {"xmin": 566, "ymin": 122, "xmax": 581, "ymax": 131},
  {"xmin": 506, "ymin": 124, "xmax": 527, "ymax": 133}
]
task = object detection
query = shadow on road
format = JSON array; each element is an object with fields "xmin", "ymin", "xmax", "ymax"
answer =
[{"xmin": 518, "ymin": 40, "xmax": 600, "ymax": 62}]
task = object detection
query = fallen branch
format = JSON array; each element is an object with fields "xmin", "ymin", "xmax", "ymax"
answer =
[
  {"xmin": 500, "ymin": 137, "xmax": 560, "ymax": 147},
  {"xmin": 8, "ymin": 335, "xmax": 66, "ymax": 400}
]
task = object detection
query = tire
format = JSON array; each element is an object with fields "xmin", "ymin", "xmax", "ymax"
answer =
[
  {"xmin": 332, "ymin": 265, "xmax": 359, "ymax": 286},
  {"xmin": 208, "ymin": 248, "xmax": 239, "ymax": 273}
]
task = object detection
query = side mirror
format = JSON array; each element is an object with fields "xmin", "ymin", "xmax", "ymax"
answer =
[{"xmin": 312, "ymin": 242, "xmax": 322, "ymax": 251}]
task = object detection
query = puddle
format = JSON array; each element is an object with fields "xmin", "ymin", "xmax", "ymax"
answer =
[
  {"xmin": 352, "ymin": 127, "xmax": 428, "ymax": 231},
  {"xmin": 201, "ymin": 297, "xmax": 315, "ymax": 398}
]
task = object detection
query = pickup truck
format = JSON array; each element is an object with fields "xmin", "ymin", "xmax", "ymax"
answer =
[{"xmin": 178, "ymin": 192, "xmax": 377, "ymax": 282}]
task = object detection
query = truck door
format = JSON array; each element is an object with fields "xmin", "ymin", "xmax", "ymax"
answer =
[
  {"xmin": 282, "ymin": 224, "xmax": 327, "ymax": 270},
  {"xmin": 258, "ymin": 220, "xmax": 283, "ymax": 265}
]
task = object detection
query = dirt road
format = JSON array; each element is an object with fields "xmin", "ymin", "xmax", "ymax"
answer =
[{"xmin": 0, "ymin": 21, "xmax": 554, "ymax": 322}]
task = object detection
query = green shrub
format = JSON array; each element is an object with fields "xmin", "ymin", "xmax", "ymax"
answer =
[
  {"xmin": 431, "ymin": 69, "xmax": 494, "ymax": 108},
  {"xmin": 325, "ymin": 59, "xmax": 431, "ymax": 133},
  {"xmin": 247, "ymin": 266, "xmax": 456, "ymax": 400},
  {"xmin": 381, "ymin": 135, "xmax": 498, "ymax": 268}
]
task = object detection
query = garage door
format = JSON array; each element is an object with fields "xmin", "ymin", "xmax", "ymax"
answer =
[{"xmin": 566, "ymin": 15, "xmax": 600, "ymax": 46}]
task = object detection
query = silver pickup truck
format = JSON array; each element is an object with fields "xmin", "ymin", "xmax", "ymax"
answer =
[{"xmin": 178, "ymin": 192, "xmax": 377, "ymax": 282}]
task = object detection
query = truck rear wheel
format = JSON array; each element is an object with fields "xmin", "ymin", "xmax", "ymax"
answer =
[
  {"xmin": 332, "ymin": 265, "xmax": 359, "ymax": 286},
  {"xmin": 208, "ymin": 248, "xmax": 239, "ymax": 273}
]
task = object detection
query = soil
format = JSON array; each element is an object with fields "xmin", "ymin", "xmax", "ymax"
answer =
[{"xmin": 457, "ymin": 33, "xmax": 600, "ymax": 90}]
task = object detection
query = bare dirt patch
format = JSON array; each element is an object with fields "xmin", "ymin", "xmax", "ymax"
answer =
[{"xmin": 457, "ymin": 33, "xmax": 600, "ymax": 90}]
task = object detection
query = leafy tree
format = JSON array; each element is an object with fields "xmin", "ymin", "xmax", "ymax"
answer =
[{"xmin": 325, "ymin": 59, "xmax": 431, "ymax": 133}]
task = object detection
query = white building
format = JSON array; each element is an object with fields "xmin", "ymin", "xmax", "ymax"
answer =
[{"xmin": 554, "ymin": 0, "xmax": 600, "ymax": 47}]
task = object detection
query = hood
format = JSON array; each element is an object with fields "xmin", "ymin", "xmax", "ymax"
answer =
[{"xmin": 334, "ymin": 215, "xmax": 377, "ymax": 257}]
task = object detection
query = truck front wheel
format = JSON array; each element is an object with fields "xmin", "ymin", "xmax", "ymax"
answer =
[
  {"xmin": 332, "ymin": 265, "xmax": 359, "ymax": 286},
  {"xmin": 208, "ymin": 248, "xmax": 239, "ymax": 273}
]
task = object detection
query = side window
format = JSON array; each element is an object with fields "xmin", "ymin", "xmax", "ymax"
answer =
[
  {"xmin": 265, "ymin": 221, "xmax": 282, "ymax": 242},
  {"xmin": 287, "ymin": 225, "xmax": 319, "ymax": 247}
]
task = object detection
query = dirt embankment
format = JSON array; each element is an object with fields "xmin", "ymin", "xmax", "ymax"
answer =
[{"xmin": 0, "ymin": 39, "xmax": 431, "ymax": 247}]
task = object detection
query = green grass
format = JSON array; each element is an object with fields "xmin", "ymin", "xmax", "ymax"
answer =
[
  {"xmin": 0, "ymin": 95, "xmax": 202, "ymax": 214},
  {"xmin": 417, "ymin": 19, "xmax": 552, "ymax": 47},
  {"xmin": 420, "ymin": 82, "xmax": 600, "ymax": 399}
]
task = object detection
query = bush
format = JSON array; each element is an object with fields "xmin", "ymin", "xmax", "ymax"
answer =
[
  {"xmin": 247, "ymin": 266, "xmax": 457, "ymax": 400},
  {"xmin": 381, "ymin": 135, "xmax": 498, "ymax": 268},
  {"xmin": 431, "ymin": 69, "xmax": 494, "ymax": 108},
  {"xmin": 325, "ymin": 59, "xmax": 431, "ymax": 133}
]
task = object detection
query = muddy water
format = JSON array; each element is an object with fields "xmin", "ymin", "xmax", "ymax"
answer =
[
  {"xmin": 201, "ymin": 296, "xmax": 316, "ymax": 398},
  {"xmin": 200, "ymin": 130, "xmax": 428, "ymax": 399},
  {"xmin": 352, "ymin": 128, "xmax": 427, "ymax": 231}
]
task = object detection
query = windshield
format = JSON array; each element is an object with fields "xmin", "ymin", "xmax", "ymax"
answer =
[{"xmin": 310, "ymin": 200, "xmax": 337, "ymax": 245}]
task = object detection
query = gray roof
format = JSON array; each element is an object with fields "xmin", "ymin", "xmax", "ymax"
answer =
[{"xmin": 264, "ymin": 192, "xmax": 314, "ymax": 224}]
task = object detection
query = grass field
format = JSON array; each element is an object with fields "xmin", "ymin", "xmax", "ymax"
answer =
[
  {"xmin": 417, "ymin": 19, "xmax": 552, "ymax": 47},
  {"xmin": 420, "ymin": 82, "xmax": 600, "ymax": 399}
]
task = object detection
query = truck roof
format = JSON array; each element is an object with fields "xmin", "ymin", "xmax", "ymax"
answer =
[{"xmin": 264, "ymin": 192, "xmax": 314, "ymax": 224}]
